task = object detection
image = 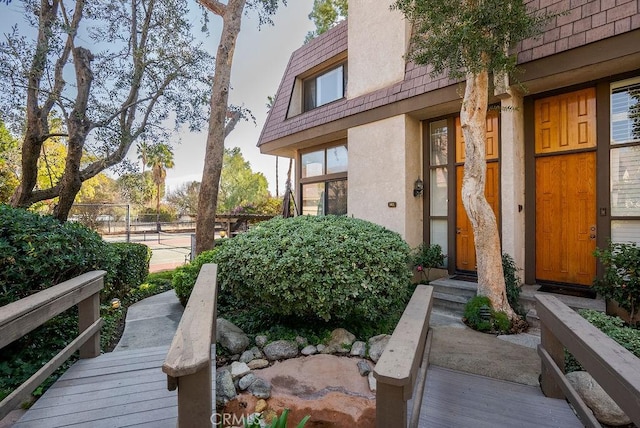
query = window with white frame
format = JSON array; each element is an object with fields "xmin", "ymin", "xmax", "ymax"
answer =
[
  {"xmin": 300, "ymin": 145, "xmax": 348, "ymax": 216},
  {"xmin": 610, "ymin": 77, "xmax": 640, "ymax": 244}
]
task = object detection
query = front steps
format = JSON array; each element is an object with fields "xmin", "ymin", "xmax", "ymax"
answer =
[{"xmin": 429, "ymin": 277, "xmax": 606, "ymax": 329}]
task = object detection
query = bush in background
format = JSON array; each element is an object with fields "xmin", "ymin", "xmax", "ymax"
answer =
[
  {"xmin": 214, "ymin": 215, "xmax": 412, "ymax": 323},
  {"xmin": 502, "ymin": 253, "xmax": 524, "ymax": 316},
  {"xmin": 565, "ymin": 309, "xmax": 640, "ymax": 372},
  {"xmin": 593, "ymin": 241, "xmax": 640, "ymax": 326},
  {"xmin": 412, "ymin": 243, "xmax": 446, "ymax": 283},
  {"xmin": 172, "ymin": 242, "xmax": 226, "ymax": 306},
  {"xmin": 0, "ymin": 204, "xmax": 117, "ymax": 306},
  {"xmin": 463, "ymin": 295, "xmax": 511, "ymax": 334},
  {"xmin": 106, "ymin": 243, "xmax": 151, "ymax": 300}
]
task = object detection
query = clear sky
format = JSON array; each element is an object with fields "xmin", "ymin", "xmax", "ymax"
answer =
[{"xmin": 0, "ymin": 0, "xmax": 315, "ymax": 196}]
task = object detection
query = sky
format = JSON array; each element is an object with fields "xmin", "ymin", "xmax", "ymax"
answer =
[{"xmin": 0, "ymin": 0, "xmax": 315, "ymax": 196}]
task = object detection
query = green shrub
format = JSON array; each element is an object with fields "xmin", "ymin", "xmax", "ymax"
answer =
[
  {"xmin": 106, "ymin": 243, "xmax": 151, "ymax": 300},
  {"xmin": 502, "ymin": 253, "xmax": 524, "ymax": 315},
  {"xmin": 412, "ymin": 243, "xmax": 446, "ymax": 283},
  {"xmin": 463, "ymin": 295, "xmax": 511, "ymax": 333},
  {"xmin": 565, "ymin": 309, "xmax": 640, "ymax": 373},
  {"xmin": 215, "ymin": 216, "xmax": 412, "ymax": 323},
  {"xmin": 0, "ymin": 204, "xmax": 117, "ymax": 306},
  {"xmin": 172, "ymin": 243, "xmax": 225, "ymax": 306},
  {"xmin": 593, "ymin": 241, "xmax": 640, "ymax": 325}
]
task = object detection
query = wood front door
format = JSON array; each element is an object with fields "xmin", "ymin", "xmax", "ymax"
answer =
[
  {"xmin": 455, "ymin": 113, "xmax": 500, "ymax": 272},
  {"xmin": 534, "ymin": 88, "xmax": 597, "ymax": 286}
]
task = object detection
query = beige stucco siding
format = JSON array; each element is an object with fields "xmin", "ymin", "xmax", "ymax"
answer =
[
  {"xmin": 348, "ymin": 115, "xmax": 423, "ymax": 248},
  {"xmin": 347, "ymin": 0, "xmax": 410, "ymax": 98}
]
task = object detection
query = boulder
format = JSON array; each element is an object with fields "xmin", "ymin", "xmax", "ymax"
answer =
[
  {"xmin": 351, "ymin": 341, "xmax": 366, "ymax": 357},
  {"xmin": 263, "ymin": 340, "xmax": 299, "ymax": 361},
  {"xmin": 255, "ymin": 335, "xmax": 268, "ymax": 348},
  {"xmin": 301, "ymin": 345, "xmax": 317, "ymax": 356},
  {"xmin": 248, "ymin": 377, "xmax": 272, "ymax": 399},
  {"xmin": 368, "ymin": 334, "xmax": 391, "ymax": 363},
  {"xmin": 238, "ymin": 373, "xmax": 257, "ymax": 391},
  {"xmin": 566, "ymin": 371, "xmax": 631, "ymax": 426},
  {"xmin": 326, "ymin": 328, "xmax": 356, "ymax": 353},
  {"xmin": 247, "ymin": 359, "xmax": 270, "ymax": 370},
  {"xmin": 357, "ymin": 360, "xmax": 372, "ymax": 376},
  {"xmin": 316, "ymin": 344, "xmax": 327, "ymax": 353},
  {"xmin": 215, "ymin": 368, "xmax": 236, "ymax": 406},
  {"xmin": 230, "ymin": 361, "xmax": 250, "ymax": 379},
  {"xmin": 216, "ymin": 318, "xmax": 250, "ymax": 354},
  {"xmin": 239, "ymin": 350, "xmax": 256, "ymax": 364}
]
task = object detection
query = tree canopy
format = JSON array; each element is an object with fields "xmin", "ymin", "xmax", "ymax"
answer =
[
  {"xmin": 1, "ymin": 0, "xmax": 212, "ymax": 220},
  {"xmin": 305, "ymin": 0, "xmax": 347, "ymax": 42},
  {"xmin": 218, "ymin": 147, "xmax": 269, "ymax": 213}
]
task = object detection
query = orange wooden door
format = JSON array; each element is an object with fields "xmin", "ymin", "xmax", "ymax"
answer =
[
  {"xmin": 534, "ymin": 88, "xmax": 597, "ymax": 286},
  {"xmin": 455, "ymin": 111, "xmax": 500, "ymax": 272},
  {"xmin": 456, "ymin": 163, "xmax": 500, "ymax": 271}
]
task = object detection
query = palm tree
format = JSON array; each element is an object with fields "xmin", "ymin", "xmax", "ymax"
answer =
[
  {"xmin": 137, "ymin": 141, "xmax": 151, "ymax": 174},
  {"xmin": 146, "ymin": 143, "xmax": 175, "ymax": 230}
]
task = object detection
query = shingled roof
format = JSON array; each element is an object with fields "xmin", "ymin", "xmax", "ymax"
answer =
[{"xmin": 258, "ymin": 2, "xmax": 640, "ymax": 154}]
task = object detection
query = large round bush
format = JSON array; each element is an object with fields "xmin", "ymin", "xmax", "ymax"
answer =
[
  {"xmin": 215, "ymin": 215, "xmax": 412, "ymax": 322},
  {"xmin": 0, "ymin": 204, "xmax": 116, "ymax": 306}
]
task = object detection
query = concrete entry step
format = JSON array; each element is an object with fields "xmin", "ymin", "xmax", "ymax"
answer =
[{"xmin": 430, "ymin": 277, "xmax": 478, "ymax": 317}]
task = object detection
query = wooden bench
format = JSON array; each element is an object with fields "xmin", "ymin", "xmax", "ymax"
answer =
[
  {"xmin": 0, "ymin": 271, "xmax": 105, "ymax": 420},
  {"xmin": 537, "ymin": 294, "xmax": 640, "ymax": 427},
  {"xmin": 163, "ymin": 263, "xmax": 218, "ymax": 428},
  {"xmin": 374, "ymin": 284, "xmax": 434, "ymax": 428}
]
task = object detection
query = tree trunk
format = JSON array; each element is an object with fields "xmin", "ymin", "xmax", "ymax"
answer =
[
  {"xmin": 195, "ymin": 0, "xmax": 246, "ymax": 255},
  {"xmin": 460, "ymin": 71, "xmax": 516, "ymax": 319},
  {"xmin": 54, "ymin": 47, "xmax": 94, "ymax": 222}
]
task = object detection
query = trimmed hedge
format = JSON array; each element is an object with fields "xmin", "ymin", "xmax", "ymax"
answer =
[
  {"xmin": 173, "ymin": 246, "xmax": 224, "ymax": 306},
  {"xmin": 107, "ymin": 243, "xmax": 151, "ymax": 300},
  {"xmin": 0, "ymin": 204, "xmax": 117, "ymax": 306},
  {"xmin": 214, "ymin": 215, "xmax": 412, "ymax": 322}
]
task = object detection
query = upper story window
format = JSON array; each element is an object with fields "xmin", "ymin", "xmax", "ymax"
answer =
[{"xmin": 303, "ymin": 64, "xmax": 347, "ymax": 112}]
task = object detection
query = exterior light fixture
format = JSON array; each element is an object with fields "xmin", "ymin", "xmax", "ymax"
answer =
[{"xmin": 413, "ymin": 178, "xmax": 424, "ymax": 197}]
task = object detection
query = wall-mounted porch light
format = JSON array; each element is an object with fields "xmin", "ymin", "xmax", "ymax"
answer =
[{"xmin": 413, "ymin": 178, "xmax": 424, "ymax": 197}]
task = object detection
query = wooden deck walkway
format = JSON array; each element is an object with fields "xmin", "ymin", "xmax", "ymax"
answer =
[{"xmin": 14, "ymin": 349, "xmax": 581, "ymax": 428}]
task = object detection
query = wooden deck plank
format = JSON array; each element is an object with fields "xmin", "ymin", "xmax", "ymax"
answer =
[
  {"xmin": 418, "ymin": 366, "xmax": 582, "ymax": 428},
  {"xmin": 50, "ymin": 367, "xmax": 164, "ymax": 389}
]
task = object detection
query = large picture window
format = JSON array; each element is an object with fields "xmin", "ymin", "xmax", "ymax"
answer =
[
  {"xmin": 300, "ymin": 145, "xmax": 348, "ymax": 216},
  {"xmin": 610, "ymin": 77, "xmax": 640, "ymax": 244},
  {"xmin": 303, "ymin": 64, "xmax": 346, "ymax": 111}
]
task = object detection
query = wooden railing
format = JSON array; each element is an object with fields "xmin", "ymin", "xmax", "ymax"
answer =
[
  {"xmin": 163, "ymin": 263, "xmax": 218, "ymax": 428},
  {"xmin": 374, "ymin": 284, "xmax": 434, "ymax": 428},
  {"xmin": 537, "ymin": 294, "xmax": 640, "ymax": 427},
  {"xmin": 0, "ymin": 271, "xmax": 106, "ymax": 420}
]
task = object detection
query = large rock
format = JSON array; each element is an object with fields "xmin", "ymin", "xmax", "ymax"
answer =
[
  {"xmin": 216, "ymin": 368, "xmax": 237, "ymax": 406},
  {"xmin": 350, "ymin": 341, "xmax": 366, "ymax": 357},
  {"xmin": 216, "ymin": 318, "xmax": 250, "ymax": 354},
  {"xmin": 247, "ymin": 359, "xmax": 270, "ymax": 370},
  {"xmin": 357, "ymin": 360, "xmax": 372, "ymax": 376},
  {"xmin": 301, "ymin": 345, "xmax": 317, "ymax": 356},
  {"xmin": 326, "ymin": 328, "xmax": 356, "ymax": 354},
  {"xmin": 368, "ymin": 334, "xmax": 391, "ymax": 363},
  {"xmin": 238, "ymin": 373, "xmax": 257, "ymax": 391},
  {"xmin": 223, "ymin": 354, "xmax": 375, "ymax": 427},
  {"xmin": 566, "ymin": 371, "xmax": 631, "ymax": 426},
  {"xmin": 230, "ymin": 361, "xmax": 250, "ymax": 379},
  {"xmin": 263, "ymin": 340, "xmax": 299, "ymax": 361},
  {"xmin": 248, "ymin": 377, "xmax": 272, "ymax": 399}
]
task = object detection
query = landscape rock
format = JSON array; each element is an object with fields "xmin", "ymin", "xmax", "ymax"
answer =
[
  {"xmin": 255, "ymin": 399, "xmax": 268, "ymax": 413},
  {"xmin": 566, "ymin": 371, "xmax": 631, "ymax": 426},
  {"xmin": 230, "ymin": 361, "xmax": 251, "ymax": 379},
  {"xmin": 255, "ymin": 335, "xmax": 268, "ymax": 348},
  {"xmin": 326, "ymin": 328, "xmax": 356, "ymax": 353},
  {"xmin": 216, "ymin": 368, "xmax": 237, "ymax": 406},
  {"xmin": 263, "ymin": 340, "xmax": 299, "ymax": 361},
  {"xmin": 357, "ymin": 360, "xmax": 372, "ymax": 376},
  {"xmin": 239, "ymin": 350, "xmax": 256, "ymax": 364},
  {"xmin": 350, "ymin": 341, "xmax": 366, "ymax": 357},
  {"xmin": 368, "ymin": 334, "xmax": 391, "ymax": 363},
  {"xmin": 368, "ymin": 372, "xmax": 377, "ymax": 392},
  {"xmin": 247, "ymin": 359, "xmax": 270, "ymax": 370},
  {"xmin": 238, "ymin": 373, "xmax": 257, "ymax": 391},
  {"xmin": 295, "ymin": 336, "xmax": 308, "ymax": 347},
  {"xmin": 316, "ymin": 344, "xmax": 326, "ymax": 353},
  {"xmin": 248, "ymin": 378, "xmax": 272, "ymax": 399},
  {"xmin": 301, "ymin": 345, "xmax": 317, "ymax": 356},
  {"xmin": 217, "ymin": 318, "xmax": 250, "ymax": 354}
]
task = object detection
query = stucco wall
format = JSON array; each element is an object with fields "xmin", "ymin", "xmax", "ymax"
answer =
[
  {"xmin": 348, "ymin": 115, "xmax": 423, "ymax": 248},
  {"xmin": 347, "ymin": 0, "xmax": 410, "ymax": 98}
]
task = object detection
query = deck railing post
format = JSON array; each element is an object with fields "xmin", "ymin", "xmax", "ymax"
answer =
[
  {"xmin": 540, "ymin": 319, "xmax": 565, "ymax": 398},
  {"xmin": 176, "ymin": 364, "xmax": 213, "ymax": 428},
  {"xmin": 376, "ymin": 383, "xmax": 407, "ymax": 427},
  {"xmin": 78, "ymin": 278, "xmax": 101, "ymax": 359}
]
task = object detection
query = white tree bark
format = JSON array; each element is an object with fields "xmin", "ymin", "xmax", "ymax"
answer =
[{"xmin": 460, "ymin": 70, "xmax": 516, "ymax": 319}]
